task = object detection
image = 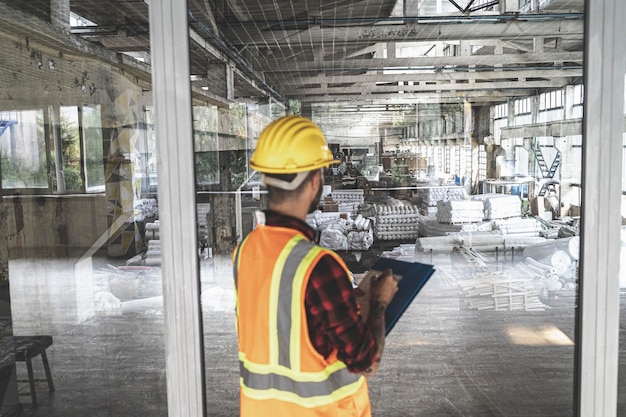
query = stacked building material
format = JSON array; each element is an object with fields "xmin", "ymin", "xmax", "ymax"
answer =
[
  {"xmin": 522, "ymin": 236, "xmax": 579, "ymax": 284},
  {"xmin": 379, "ymin": 243, "xmax": 417, "ymax": 260},
  {"xmin": 321, "ymin": 196, "xmax": 339, "ymax": 212},
  {"xmin": 331, "ymin": 189, "xmax": 364, "ymax": 217},
  {"xmin": 415, "ymin": 235, "xmax": 463, "ymax": 253},
  {"xmin": 144, "ymin": 220, "xmax": 161, "ymax": 266},
  {"xmin": 134, "ymin": 198, "xmax": 158, "ymax": 221},
  {"xmin": 415, "ymin": 233, "xmax": 546, "ymax": 253},
  {"xmin": 306, "ymin": 211, "xmax": 343, "ymax": 230},
  {"xmin": 473, "ymin": 194, "xmax": 521, "ymax": 220},
  {"xmin": 319, "ymin": 228, "xmax": 348, "ymax": 251},
  {"xmin": 523, "ymin": 235, "xmax": 579, "ymax": 261},
  {"xmin": 494, "ymin": 218, "xmax": 543, "ymax": 237},
  {"xmin": 347, "ymin": 230, "xmax": 374, "ymax": 250},
  {"xmin": 418, "ymin": 216, "xmax": 492, "ymax": 237},
  {"xmin": 415, "ymin": 186, "xmax": 466, "ymax": 215},
  {"xmin": 373, "ymin": 203, "xmax": 421, "ymax": 241},
  {"xmin": 436, "ymin": 200, "xmax": 485, "ymax": 224},
  {"xmin": 308, "ymin": 211, "xmax": 373, "ymax": 250},
  {"xmin": 458, "ymin": 271, "xmax": 547, "ymax": 311},
  {"xmin": 145, "ymin": 220, "xmax": 160, "ymax": 241}
]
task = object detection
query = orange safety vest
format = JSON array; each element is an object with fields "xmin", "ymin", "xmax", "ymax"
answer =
[{"xmin": 233, "ymin": 224, "xmax": 371, "ymax": 417}]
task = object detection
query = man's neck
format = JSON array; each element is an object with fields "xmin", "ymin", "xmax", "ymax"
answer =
[{"xmin": 269, "ymin": 203, "xmax": 308, "ymax": 221}]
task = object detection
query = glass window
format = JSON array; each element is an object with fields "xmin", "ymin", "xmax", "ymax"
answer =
[
  {"xmin": 58, "ymin": 106, "xmax": 84, "ymax": 192},
  {"xmin": 194, "ymin": 105, "xmax": 219, "ymax": 187},
  {"xmin": 0, "ymin": 3, "xmax": 167, "ymax": 416},
  {"xmin": 185, "ymin": 1, "xmax": 584, "ymax": 417},
  {"xmin": 82, "ymin": 105, "xmax": 105, "ymax": 192},
  {"xmin": 0, "ymin": 109, "xmax": 48, "ymax": 189}
]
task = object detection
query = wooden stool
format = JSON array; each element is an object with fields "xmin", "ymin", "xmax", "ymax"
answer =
[{"xmin": 14, "ymin": 336, "xmax": 54, "ymax": 407}]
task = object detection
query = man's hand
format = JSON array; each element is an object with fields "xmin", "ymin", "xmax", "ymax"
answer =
[
  {"xmin": 362, "ymin": 268, "xmax": 398, "ymax": 378},
  {"xmin": 369, "ymin": 268, "xmax": 398, "ymax": 308}
]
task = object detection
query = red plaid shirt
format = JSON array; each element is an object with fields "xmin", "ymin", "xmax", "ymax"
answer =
[{"xmin": 264, "ymin": 210, "xmax": 377, "ymax": 373}]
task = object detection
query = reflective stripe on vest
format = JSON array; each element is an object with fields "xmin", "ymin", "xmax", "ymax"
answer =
[{"xmin": 238, "ymin": 234, "xmax": 363, "ymax": 406}]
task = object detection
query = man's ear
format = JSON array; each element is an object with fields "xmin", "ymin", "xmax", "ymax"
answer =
[{"xmin": 308, "ymin": 169, "xmax": 320, "ymax": 190}]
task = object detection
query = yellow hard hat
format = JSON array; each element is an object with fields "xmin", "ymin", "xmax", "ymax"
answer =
[{"xmin": 250, "ymin": 115, "xmax": 339, "ymax": 174}]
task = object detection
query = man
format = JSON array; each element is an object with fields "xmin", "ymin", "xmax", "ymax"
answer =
[{"xmin": 232, "ymin": 115, "xmax": 398, "ymax": 416}]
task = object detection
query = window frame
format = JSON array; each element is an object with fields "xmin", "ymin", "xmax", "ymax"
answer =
[{"xmin": 0, "ymin": 103, "xmax": 106, "ymax": 196}]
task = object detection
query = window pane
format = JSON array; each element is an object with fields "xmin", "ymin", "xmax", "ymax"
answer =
[
  {"xmin": 193, "ymin": 105, "xmax": 219, "ymax": 187},
  {"xmin": 188, "ymin": 1, "xmax": 584, "ymax": 416},
  {"xmin": 0, "ymin": 3, "xmax": 167, "ymax": 416},
  {"xmin": 82, "ymin": 105, "xmax": 105, "ymax": 192},
  {"xmin": 59, "ymin": 106, "xmax": 84, "ymax": 192},
  {"xmin": 0, "ymin": 110, "xmax": 47, "ymax": 189}
]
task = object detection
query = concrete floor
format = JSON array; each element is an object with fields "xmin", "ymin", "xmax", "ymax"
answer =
[{"xmin": 5, "ymin": 247, "xmax": 624, "ymax": 417}]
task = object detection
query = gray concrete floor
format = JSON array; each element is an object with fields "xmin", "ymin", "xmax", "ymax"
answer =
[{"xmin": 6, "ymin": 248, "xmax": 623, "ymax": 417}]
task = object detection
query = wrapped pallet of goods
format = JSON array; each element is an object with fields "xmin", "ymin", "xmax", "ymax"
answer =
[
  {"xmin": 308, "ymin": 211, "xmax": 374, "ymax": 251},
  {"xmin": 415, "ymin": 233, "xmax": 546, "ymax": 254},
  {"xmin": 473, "ymin": 194, "xmax": 522, "ymax": 220},
  {"xmin": 331, "ymin": 189, "xmax": 364, "ymax": 217},
  {"xmin": 415, "ymin": 185, "xmax": 467, "ymax": 215},
  {"xmin": 494, "ymin": 217, "xmax": 543, "ymax": 237},
  {"xmin": 418, "ymin": 215, "xmax": 492, "ymax": 237},
  {"xmin": 319, "ymin": 228, "xmax": 349, "ymax": 251},
  {"xmin": 436, "ymin": 199, "xmax": 485, "ymax": 224},
  {"xmin": 373, "ymin": 201, "xmax": 421, "ymax": 241}
]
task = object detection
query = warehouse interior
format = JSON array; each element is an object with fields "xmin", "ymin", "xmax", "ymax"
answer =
[{"xmin": 0, "ymin": 0, "xmax": 623, "ymax": 416}]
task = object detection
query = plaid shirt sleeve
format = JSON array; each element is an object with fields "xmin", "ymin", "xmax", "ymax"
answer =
[{"xmin": 305, "ymin": 253, "xmax": 377, "ymax": 373}]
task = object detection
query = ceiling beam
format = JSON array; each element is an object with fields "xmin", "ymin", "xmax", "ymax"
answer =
[
  {"xmin": 296, "ymin": 68, "xmax": 582, "ymax": 84},
  {"xmin": 256, "ymin": 52, "xmax": 582, "ymax": 72},
  {"xmin": 293, "ymin": 79, "xmax": 566, "ymax": 95},
  {"xmin": 221, "ymin": 18, "xmax": 583, "ymax": 47},
  {"xmin": 294, "ymin": 88, "xmax": 543, "ymax": 103}
]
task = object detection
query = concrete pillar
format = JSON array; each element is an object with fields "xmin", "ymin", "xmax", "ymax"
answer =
[
  {"xmin": 206, "ymin": 108, "xmax": 238, "ymax": 254},
  {"xmin": 533, "ymin": 37, "xmax": 544, "ymax": 53},
  {"xmin": 507, "ymin": 99, "xmax": 515, "ymax": 126},
  {"xmin": 522, "ymin": 137, "xmax": 535, "ymax": 176},
  {"xmin": 564, "ymin": 85, "xmax": 576, "ymax": 120},
  {"xmin": 50, "ymin": 0, "xmax": 70, "ymax": 32},
  {"xmin": 486, "ymin": 144, "xmax": 497, "ymax": 179},
  {"xmin": 555, "ymin": 135, "xmax": 576, "ymax": 216},
  {"xmin": 226, "ymin": 63, "xmax": 234, "ymax": 101},
  {"xmin": 212, "ymin": 150, "xmax": 235, "ymax": 254},
  {"xmin": 494, "ymin": 43, "xmax": 503, "ymax": 71},
  {"xmin": 387, "ymin": 42, "xmax": 396, "ymax": 59}
]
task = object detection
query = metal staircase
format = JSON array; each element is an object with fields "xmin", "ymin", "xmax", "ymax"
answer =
[
  {"xmin": 534, "ymin": 143, "xmax": 561, "ymax": 197},
  {"xmin": 0, "ymin": 111, "xmax": 18, "ymax": 137},
  {"xmin": 0, "ymin": 120, "xmax": 17, "ymax": 138}
]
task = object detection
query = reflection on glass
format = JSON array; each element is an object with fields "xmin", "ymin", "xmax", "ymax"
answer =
[
  {"xmin": 0, "ymin": 110, "xmax": 47, "ymax": 189},
  {"xmin": 82, "ymin": 105, "xmax": 105, "ymax": 192},
  {"xmin": 196, "ymin": 92, "xmax": 584, "ymax": 414},
  {"xmin": 0, "ymin": 3, "xmax": 166, "ymax": 415},
  {"xmin": 194, "ymin": 105, "xmax": 219, "ymax": 186},
  {"xmin": 187, "ymin": 1, "xmax": 584, "ymax": 416},
  {"xmin": 58, "ymin": 106, "xmax": 84, "ymax": 192}
]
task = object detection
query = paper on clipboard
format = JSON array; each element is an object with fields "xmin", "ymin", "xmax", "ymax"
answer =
[{"xmin": 355, "ymin": 257, "xmax": 435, "ymax": 335}]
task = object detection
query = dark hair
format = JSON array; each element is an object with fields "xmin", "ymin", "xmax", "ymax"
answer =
[{"xmin": 266, "ymin": 171, "xmax": 318, "ymax": 204}]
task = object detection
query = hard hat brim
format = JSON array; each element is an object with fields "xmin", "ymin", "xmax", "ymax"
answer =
[{"xmin": 250, "ymin": 158, "xmax": 339, "ymax": 174}]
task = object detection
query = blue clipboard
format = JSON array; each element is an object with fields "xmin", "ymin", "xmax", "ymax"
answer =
[{"xmin": 369, "ymin": 257, "xmax": 435, "ymax": 335}]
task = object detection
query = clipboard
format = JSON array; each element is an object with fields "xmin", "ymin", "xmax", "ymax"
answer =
[{"xmin": 356, "ymin": 257, "xmax": 435, "ymax": 335}]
